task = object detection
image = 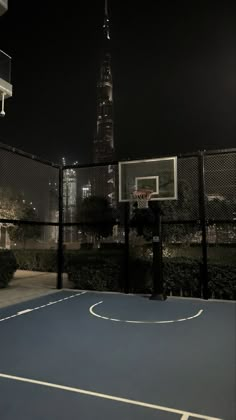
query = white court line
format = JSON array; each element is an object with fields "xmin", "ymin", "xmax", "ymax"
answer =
[
  {"xmin": 17, "ymin": 309, "xmax": 33, "ymax": 315},
  {"xmin": 181, "ymin": 415, "xmax": 190, "ymax": 420},
  {"xmin": 0, "ymin": 292, "xmax": 87, "ymax": 323},
  {"xmin": 0, "ymin": 373, "xmax": 223, "ymax": 420},
  {"xmin": 89, "ymin": 301, "xmax": 204, "ymax": 324}
]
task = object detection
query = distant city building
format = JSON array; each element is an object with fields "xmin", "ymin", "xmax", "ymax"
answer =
[
  {"xmin": 48, "ymin": 181, "xmax": 58, "ymax": 242},
  {"xmin": 93, "ymin": 0, "xmax": 116, "ymax": 206},
  {"xmin": 82, "ymin": 181, "xmax": 92, "ymax": 200},
  {"xmin": 62, "ymin": 158, "xmax": 77, "ymax": 242},
  {"xmin": 48, "ymin": 159, "xmax": 78, "ymax": 243}
]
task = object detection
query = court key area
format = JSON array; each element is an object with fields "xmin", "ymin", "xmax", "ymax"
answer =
[{"xmin": 0, "ymin": 291, "xmax": 235, "ymax": 420}]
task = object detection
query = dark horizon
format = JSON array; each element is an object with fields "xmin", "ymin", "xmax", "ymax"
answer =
[{"xmin": 0, "ymin": 0, "xmax": 235, "ymax": 164}]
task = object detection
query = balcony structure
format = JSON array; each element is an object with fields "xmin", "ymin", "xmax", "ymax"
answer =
[
  {"xmin": 0, "ymin": 0, "xmax": 8, "ymax": 16},
  {"xmin": 0, "ymin": 49, "xmax": 12, "ymax": 116}
]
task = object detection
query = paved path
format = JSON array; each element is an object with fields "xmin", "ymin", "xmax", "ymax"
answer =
[{"xmin": 0, "ymin": 270, "xmax": 71, "ymax": 308}]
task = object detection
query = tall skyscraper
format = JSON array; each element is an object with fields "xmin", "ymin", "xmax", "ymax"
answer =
[
  {"xmin": 93, "ymin": 0, "xmax": 114, "ymax": 163},
  {"xmin": 62, "ymin": 158, "xmax": 77, "ymax": 243},
  {"xmin": 93, "ymin": 0, "xmax": 116, "ymax": 206},
  {"xmin": 48, "ymin": 180, "xmax": 59, "ymax": 243}
]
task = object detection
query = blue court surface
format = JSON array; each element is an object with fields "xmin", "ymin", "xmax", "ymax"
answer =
[{"xmin": 0, "ymin": 291, "xmax": 235, "ymax": 420}]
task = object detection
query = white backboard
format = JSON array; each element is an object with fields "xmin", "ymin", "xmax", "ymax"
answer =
[{"xmin": 119, "ymin": 156, "xmax": 178, "ymax": 202}]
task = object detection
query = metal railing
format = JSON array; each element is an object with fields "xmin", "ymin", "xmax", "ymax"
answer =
[
  {"xmin": 0, "ymin": 50, "xmax": 11, "ymax": 84},
  {"xmin": 0, "ymin": 0, "xmax": 8, "ymax": 16}
]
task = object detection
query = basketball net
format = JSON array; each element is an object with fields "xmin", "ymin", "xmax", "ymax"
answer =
[{"xmin": 132, "ymin": 189, "xmax": 153, "ymax": 209}]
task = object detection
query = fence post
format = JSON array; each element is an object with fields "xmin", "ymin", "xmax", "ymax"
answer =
[
  {"xmin": 57, "ymin": 166, "xmax": 64, "ymax": 289},
  {"xmin": 198, "ymin": 151, "xmax": 208, "ymax": 299},
  {"xmin": 150, "ymin": 206, "xmax": 166, "ymax": 300},
  {"xmin": 124, "ymin": 202, "xmax": 130, "ymax": 294}
]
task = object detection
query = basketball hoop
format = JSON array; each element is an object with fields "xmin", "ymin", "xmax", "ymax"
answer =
[{"xmin": 132, "ymin": 189, "xmax": 153, "ymax": 209}]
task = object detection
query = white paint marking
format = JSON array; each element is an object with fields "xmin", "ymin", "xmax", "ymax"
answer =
[
  {"xmin": 0, "ymin": 373, "xmax": 223, "ymax": 420},
  {"xmin": 17, "ymin": 309, "xmax": 33, "ymax": 315},
  {"xmin": 0, "ymin": 317, "xmax": 10, "ymax": 321},
  {"xmin": 0, "ymin": 291, "xmax": 87, "ymax": 323},
  {"xmin": 89, "ymin": 301, "xmax": 204, "ymax": 324}
]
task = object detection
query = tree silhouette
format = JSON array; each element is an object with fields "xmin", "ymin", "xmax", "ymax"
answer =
[
  {"xmin": 0, "ymin": 188, "xmax": 41, "ymax": 247},
  {"xmin": 78, "ymin": 196, "xmax": 115, "ymax": 246}
]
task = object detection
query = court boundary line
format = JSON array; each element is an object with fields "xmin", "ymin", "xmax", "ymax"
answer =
[
  {"xmin": 0, "ymin": 291, "xmax": 87, "ymax": 323},
  {"xmin": 89, "ymin": 301, "xmax": 204, "ymax": 324},
  {"xmin": 63, "ymin": 289, "xmax": 236, "ymax": 303},
  {"xmin": 0, "ymin": 373, "xmax": 223, "ymax": 420}
]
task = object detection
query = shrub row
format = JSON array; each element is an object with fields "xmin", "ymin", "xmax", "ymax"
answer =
[
  {"xmin": 66, "ymin": 255, "xmax": 236, "ymax": 299},
  {"xmin": 13, "ymin": 249, "xmax": 58, "ymax": 272},
  {"xmin": 66, "ymin": 251, "xmax": 124, "ymax": 291},
  {"xmin": 68, "ymin": 261, "xmax": 121, "ymax": 291},
  {"xmin": 13, "ymin": 249, "xmax": 124, "ymax": 272},
  {"xmin": 129, "ymin": 257, "xmax": 201, "ymax": 295},
  {"xmin": 80, "ymin": 242, "xmax": 124, "ymax": 250},
  {"xmin": 129, "ymin": 257, "xmax": 236, "ymax": 300},
  {"xmin": 0, "ymin": 250, "xmax": 18, "ymax": 288},
  {"xmin": 208, "ymin": 263, "xmax": 236, "ymax": 300},
  {"xmin": 8, "ymin": 249, "xmax": 236, "ymax": 299}
]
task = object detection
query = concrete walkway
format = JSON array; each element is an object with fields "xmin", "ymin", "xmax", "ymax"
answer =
[{"xmin": 0, "ymin": 270, "xmax": 72, "ymax": 309}]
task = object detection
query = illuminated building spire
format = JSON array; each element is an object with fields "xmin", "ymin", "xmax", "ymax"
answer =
[
  {"xmin": 94, "ymin": 0, "xmax": 114, "ymax": 163},
  {"xmin": 103, "ymin": 0, "xmax": 110, "ymax": 40},
  {"xmin": 92, "ymin": 0, "xmax": 116, "ymax": 206}
]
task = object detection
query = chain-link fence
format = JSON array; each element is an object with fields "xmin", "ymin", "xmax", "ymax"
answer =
[
  {"xmin": 0, "ymin": 143, "xmax": 60, "ymax": 288},
  {"xmin": 0, "ymin": 142, "xmax": 235, "ymax": 298}
]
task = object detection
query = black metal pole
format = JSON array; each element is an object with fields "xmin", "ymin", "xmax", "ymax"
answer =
[
  {"xmin": 150, "ymin": 206, "xmax": 166, "ymax": 300},
  {"xmin": 57, "ymin": 166, "xmax": 64, "ymax": 289},
  {"xmin": 124, "ymin": 202, "xmax": 130, "ymax": 294},
  {"xmin": 198, "ymin": 151, "xmax": 208, "ymax": 299}
]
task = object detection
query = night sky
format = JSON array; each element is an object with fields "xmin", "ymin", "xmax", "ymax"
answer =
[{"xmin": 0, "ymin": 0, "xmax": 235, "ymax": 164}]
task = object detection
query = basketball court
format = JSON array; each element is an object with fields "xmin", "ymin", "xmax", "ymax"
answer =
[{"xmin": 0, "ymin": 290, "xmax": 235, "ymax": 420}]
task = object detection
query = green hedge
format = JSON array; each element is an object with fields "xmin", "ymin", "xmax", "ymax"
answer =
[
  {"xmin": 0, "ymin": 250, "xmax": 18, "ymax": 288},
  {"xmin": 13, "ymin": 249, "xmax": 58, "ymax": 272},
  {"xmin": 13, "ymin": 249, "xmax": 125, "ymax": 273},
  {"xmin": 10, "ymin": 249, "xmax": 236, "ymax": 299},
  {"xmin": 12, "ymin": 249, "xmax": 124, "ymax": 291},
  {"xmin": 208, "ymin": 263, "xmax": 236, "ymax": 300},
  {"xmin": 68, "ymin": 261, "xmax": 121, "ymax": 291},
  {"xmin": 129, "ymin": 257, "xmax": 236, "ymax": 300},
  {"xmin": 129, "ymin": 257, "xmax": 201, "ymax": 295},
  {"xmin": 66, "ymin": 251, "xmax": 124, "ymax": 291},
  {"xmin": 164, "ymin": 258, "xmax": 201, "ymax": 297}
]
